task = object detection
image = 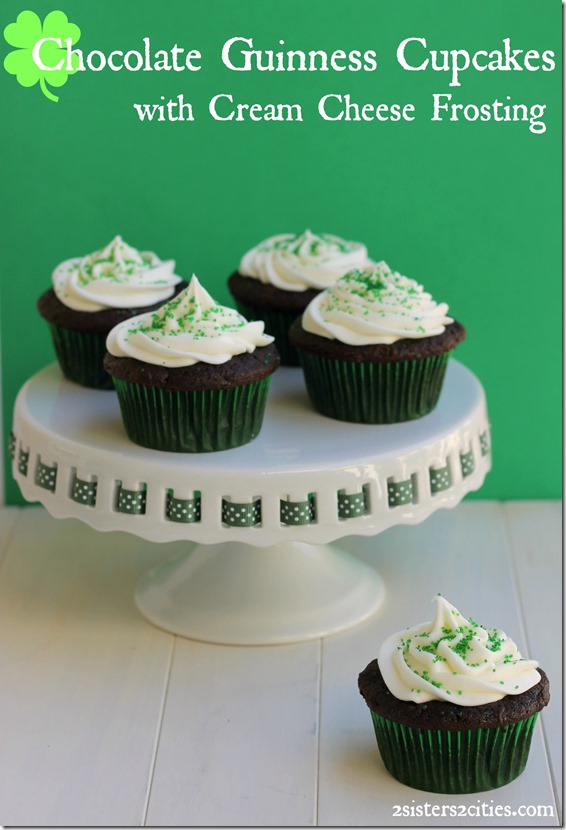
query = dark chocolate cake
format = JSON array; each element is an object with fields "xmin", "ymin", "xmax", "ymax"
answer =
[
  {"xmin": 289, "ymin": 318, "xmax": 467, "ymax": 364},
  {"xmin": 104, "ymin": 344, "xmax": 280, "ymax": 392},
  {"xmin": 358, "ymin": 659, "xmax": 550, "ymax": 731},
  {"xmin": 38, "ymin": 282, "xmax": 187, "ymax": 334},
  {"xmin": 228, "ymin": 272, "xmax": 319, "ymax": 314}
]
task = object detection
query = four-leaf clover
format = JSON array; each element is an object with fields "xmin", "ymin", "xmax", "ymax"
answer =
[{"xmin": 4, "ymin": 10, "xmax": 81, "ymax": 102}]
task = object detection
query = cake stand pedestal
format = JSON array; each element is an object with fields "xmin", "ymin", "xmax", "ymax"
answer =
[{"xmin": 11, "ymin": 361, "xmax": 491, "ymax": 645}]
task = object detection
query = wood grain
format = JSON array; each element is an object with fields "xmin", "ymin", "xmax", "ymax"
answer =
[{"xmin": 0, "ymin": 502, "xmax": 560, "ymax": 827}]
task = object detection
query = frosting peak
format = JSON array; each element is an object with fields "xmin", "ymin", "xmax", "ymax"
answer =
[
  {"xmin": 378, "ymin": 596, "xmax": 540, "ymax": 705},
  {"xmin": 302, "ymin": 261, "xmax": 453, "ymax": 345},
  {"xmin": 239, "ymin": 230, "xmax": 370, "ymax": 292},
  {"xmin": 106, "ymin": 275, "xmax": 274, "ymax": 367},
  {"xmin": 53, "ymin": 235, "xmax": 181, "ymax": 311}
]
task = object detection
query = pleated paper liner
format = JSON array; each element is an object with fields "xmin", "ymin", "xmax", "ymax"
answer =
[
  {"xmin": 296, "ymin": 351, "xmax": 450, "ymax": 423},
  {"xmin": 370, "ymin": 710, "xmax": 539, "ymax": 794},
  {"xmin": 233, "ymin": 302, "xmax": 301, "ymax": 367},
  {"xmin": 49, "ymin": 324, "xmax": 114, "ymax": 390},
  {"xmin": 112, "ymin": 377, "xmax": 272, "ymax": 452}
]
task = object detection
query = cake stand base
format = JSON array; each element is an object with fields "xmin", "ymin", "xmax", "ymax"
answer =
[
  {"xmin": 134, "ymin": 540, "xmax": 384, "ymax": 645},
  {"xmin": 12, "ymin": 362, "xmax": 490, "ymax": 644}
]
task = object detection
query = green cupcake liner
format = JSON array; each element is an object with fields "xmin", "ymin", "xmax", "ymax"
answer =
[
  {"xmin": 370, "ymin": 710, "xmax": 539, "ymax": 794},
  {"xmin": 112, "ymin": 377, "xmax": 272, "ymax": 452},
  {"xmin": 48, "ymin": 324, "xmax": 114, "ymax": 390},
  {"xmin": 233, "ymin": 302, "xmax": 301, "ymax": 367},
  {"xmin": 296, "ymin": 351, "xmax": 449, "ymax": 423}
]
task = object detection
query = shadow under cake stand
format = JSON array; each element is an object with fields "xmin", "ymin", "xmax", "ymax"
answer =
[{"xmin": 11, "ymin": 361, "xmax": 491, "ymax": 645}]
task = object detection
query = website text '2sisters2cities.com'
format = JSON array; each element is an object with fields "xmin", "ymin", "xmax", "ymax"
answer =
[
  {"xmin": 391, "ymin": 800, "xmax": 555, "ymax": 820},
  {"xmin": 28, "ymin": 31, "xmax": 556, "ymax": 133}
]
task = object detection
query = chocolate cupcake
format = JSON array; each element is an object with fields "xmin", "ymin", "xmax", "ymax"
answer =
[
  {"xmin": 289, "ymin": 262, "xmax": 466, "ymax": 423},
  {"xmin": 228, "ymin": 230, "xmax": 370, "ymax": 365},
  {"xmin": 38, "ymin": 235, "xmax": 185, "ymax": 389},
  {"xmin": 104, "ymin": 276, "xmax": 279, "ymax": 452},
  {"xmin": 358, "ymin": 596, "xmax": 550, "ymax": 794}
]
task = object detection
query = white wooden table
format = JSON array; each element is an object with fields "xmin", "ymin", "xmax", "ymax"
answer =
[{"xmin": 0, "ymin": 501, "xmax": 561, "ymax": 827}]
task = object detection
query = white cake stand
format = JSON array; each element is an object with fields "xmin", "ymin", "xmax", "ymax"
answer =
[{"xmin": 11, "ymin": 361, "xmax": 491, "ymax": 645}]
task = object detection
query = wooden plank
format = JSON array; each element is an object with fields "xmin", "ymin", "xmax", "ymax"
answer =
[
  {"xmin": 318, "ymin": 502, "xmax": 558, "ymax": 826},
  {"xmin": 503, "ymin": 501, "xmax": 562, "ymax": 818},
  {"xmin": 0, "ymin": 507, "xmax": 175, "ymax": 827},
  {"xmin": 145, "ymin": 638, "xmax": 320, "ymax": 827},
  {"xmin": 0, "ymin": 502, "xmax": 559, "ymax": 827},
  {"xmin": 0, "ymin": 506, "xmax": 20, "ymax": 563}
]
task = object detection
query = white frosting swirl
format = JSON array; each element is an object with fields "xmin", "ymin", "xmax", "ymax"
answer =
[
  {"xmin": 378, "ymin": 596, "xmax": 541, "ymax": 705},
  {"xmin": 239, "ymin": 229, "xmax": 370, "ymax": 292},
  {"xmin": 302, "ymin": 261, "xmax": 453, "ymax": 346},
  {"xmin": 106, "ymin": 275, "xmax": 274, "ymax": 367},
  {"xmin": 53, "ymin": 235, "xmax": 182, "ymax": 312}
]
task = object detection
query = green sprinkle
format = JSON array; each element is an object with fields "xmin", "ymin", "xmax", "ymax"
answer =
[{"xmin": 487, "ymin": 630, "xmax": 504, "ymax": 652}]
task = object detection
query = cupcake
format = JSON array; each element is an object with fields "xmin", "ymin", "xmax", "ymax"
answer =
[
  {"xmin": 289, "ymin": 261, "xmax": 466, "ymax": 423},
  {"xmin": 358, "ymin": 596, "xmax": 550, "ymax": 794},
  {"xmin": 104, "ymin": 275, "xmax": 279, "ymax": 452},
  {"xmin": 228, "ymin": 230, "xmax": 370, "ymax": 366},
  {"xmin": 37, "ymin": 235, "xmax": 185, "ymax": 389}
]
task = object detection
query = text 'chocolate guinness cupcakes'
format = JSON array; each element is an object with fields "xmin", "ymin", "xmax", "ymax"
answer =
[
  {"xmin": 289, "ymin": 261, "xmax": 466, "ymax": 423},
  {"xmin": 228, "ymin": 230, "xmax": 371, "ymax": 365},
  {"xmin": 37, "ymin": 235, "xmax": 185, "ymax": 389},
  {"xmin": 358, "ymin": 596, "xmax": 549, "ymax": 794},
  {"xmin": 104, "ymin": 275, "xmax": 279, "ymax": 452}
]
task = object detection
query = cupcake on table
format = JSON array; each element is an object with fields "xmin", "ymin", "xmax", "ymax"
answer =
[
  {"xmin": 228, "ymin": 229, "xmax": 371, "ymax": 365},
  {"xmin": 37, "ymin": 235, "xmax": 185, "ymax": 389},
  {"xmin": 358, "ymin": 595, "xmax": 550, "ymax": 793}
]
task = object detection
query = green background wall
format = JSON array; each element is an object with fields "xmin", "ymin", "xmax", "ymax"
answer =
[{"xmin": 1, "ymin": 0, "xmax": 561, "ymax": 504}]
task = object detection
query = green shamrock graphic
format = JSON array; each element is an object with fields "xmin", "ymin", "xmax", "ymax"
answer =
[{"xmin": 4, "ymin": 10, "xmax": 81, "ymax": 102}]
